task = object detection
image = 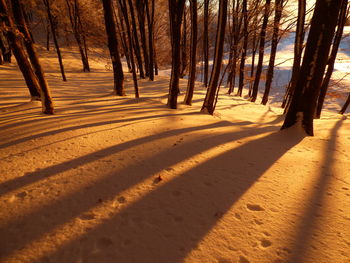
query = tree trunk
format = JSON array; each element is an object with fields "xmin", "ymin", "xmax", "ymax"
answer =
[
  {"xmin": 237, "ymin": 0, "xmax": 248, "ymax": 97},
  {"xmin": 203, "ymin": 0, "xmax": 209, "ymax": 87},
  {"xmin": 102, "ymin": 0, "xmax": 124, "ymax": 96},
  {"xmin": 315, "ymin": 0, "xmax": 348, "ymax": 118},
  {"xmin": 136, "ymin": 0, "xmax": 150, "ymax": 77},
  {"xmin": 201, "ymin": 0, "xmax": 228, "ymax": 114},
  {"xmin": 180, "ymin": 6, "xmax": 187, "ymax": 78},
  {"xmin": 0, "ymin": 0, "xmax": 41, "ymax": 100},
  {"xmin": 0, "ymin": 31, "xmax": 12, "ymax": 63},
  {"xmin": 282, "ymin": 0, "xmax": 343, "ymax": 136},
  {"xmin": 12, "ymin": 0, "xmax": 54, "ymax": 114},
  {"xmin": 167, "ymin": 0, "xmax": 186, "ymax": 109},
  {"xmin": 65, "ymin": 0, "xmax": 90, "ymax": 72},
  {"xmin": 145, "ymin": 0, "xmax": 155, "ymax": 80},
  {"xmin": 339, "ymin": 92, "xmax": 350, "ymax": 114},
  {"xmin": 184, "ymin": 0, "xmax": 197, "ymax": 105},
  {"xmin": 281, "ymin": 0, "xmax": 306, "ymax": 110},
  {"xmin": 261, "ymin": 0, "xmax": 283, "ymax": 105},
  {"xmin": 119, "ymin": 0, "xmax": 139, "ymax": 98},
  {"xmin": 250, "ymin": 0, "xmax": 271, "ymax": 102},
  {"xmin": 43, "ymin": 0, "xmax": 67, "ymax": 81}
]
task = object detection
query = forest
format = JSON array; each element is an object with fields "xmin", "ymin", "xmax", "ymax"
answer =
[{"xmin": 0, "ymin": 0, "xmax": 350, "ymax": 262}]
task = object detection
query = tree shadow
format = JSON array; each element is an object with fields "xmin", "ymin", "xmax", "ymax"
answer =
[
  {"xmin": 0, "ymin": 125, "xmax": 303, "ymax": 262},
  {"xmin": 285, "ymin": 117, "xmax": 346, "ymax": 263}
]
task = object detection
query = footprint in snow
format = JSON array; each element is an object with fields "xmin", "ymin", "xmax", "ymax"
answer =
[{"xmin": 246, "ymin": 203, "xmax": 265, "ymax": 211}]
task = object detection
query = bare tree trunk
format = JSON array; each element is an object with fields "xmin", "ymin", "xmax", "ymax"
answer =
[
  {"xmin": 167, "ymin": 0, "xmax": 186, "ymax": 109},
  {"xmin": 43, "ymin": 0, "xmax": 67, "ymax": 81},
  {"xmin": 0, "ymin": 0, "xmax": 41, "ymax": 100},
  {"xmin": 0, "ymin": 30, "xmax": 12, "ymax": 63},
  {"xmin": 12, "ymin": 0, "xmax": 54, "ymax": 114},
  {"xmin": 145, "ymin": 0, "xmax": 155, "ymax": 80},
  {"xmin": 203, "ymin": 0, "xmax": 209, "ymax": 87},
  {"xmin": 180, "ymin": 6, "xmax": 187, "ymax": 78},
  {"xmin": 237, "ymin": 0, "xmax": 248, "ymax": 97},
  {"xmin": 282, "ymin": 0, "xmax": 343, "ymax": 136},
  {"xmin": 282, "ymin": 0, "xmax": 306, "ymax": 110},
  {"xmin": 136, "ymin": 0, "xmax": 150, "ymax": 77},
  {"xmin": 261, "ymin": 0, "xmax": 283, "ymax": 105},
  {"xmin": 102, "ymin": 0, "xmax": 124, "ymax": 96},
  {"xmin": 339, "ymin": 92, "xmax": 350, "ymax": 114},
  {"xmin": 119, "ymin": 0, "xmax": 139, "ymax": 98},
  {"xmin": 316, "ymin": 0, "xmax": 348, "ymax": 118},
  {"xmin": 201, "ymin": 0, "xmax": 228, "ymax": 114},
  {"xmin": 250, "ymin": 0, "xmax": 271, "ymax": 102},
  {"xmin": 184, "ymin": 0, "xmax": 198, "ymax": 105}
]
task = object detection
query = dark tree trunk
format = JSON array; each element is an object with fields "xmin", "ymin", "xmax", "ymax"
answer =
[
  {"xmin": 167, "ymin": 0, "xmax": 186, "ymax": 109},
  {"xmin": 339, "ymin": 92, "xmax": 350, "ymax": 114},
  {"xmin": 184, "ymin": 0, "xmax": 198, "ymax": 105},
  {"xmin": 237, "ymin": 0, "xmax": 248, "ymax": 97},
  {"xmin": 203, "ymin": 0, "xmax": 209, "ymax": 87},
  {"xmin": 282, "ymin": 0, "xmax": 343, "ymax": 136},
  {"xmin": 180, "ymin": 6, "xmax": 187, "ymax": 78},
  {"xmin": 102, "ymin": 0, "xmax": 124, "ymax": 96},
  {"xmin": 282, "ymin": 0, "xmax": 306, "ymax": 110},
  {"xmin": 119, "ymin": 0, "xmax": 139, "ymax": 98},
  {"xmin": 65, "ymin": 0, "xmax": 90, "ymax": 72},
  {"xmin": 201, "ymin": 0, "xmax": 228, "ymax": 114},
  {"xmin": 261, "ymin": 0, "xmax": 283, "ymax": 105},
  {"xmin": 127, "ymin": 0, "xmax": 145, "ymax": 79},
  {"xmin": 136, "ymin": 0, "xmax": 150, "ymax": 77},
  {"xmin": 0, "ymin": 31, "xmax": 12, "ymax": 63},
  {"xmin": 250, "ymin": 0, "xmax": 271, "ymax": 102},
  {"xmin": 145, "ymin": 0, "xmax": 155, "ymax": 80},
  {"xmin": 0, "ymin": 0, "xmax": 41, "ymax": 100},
  {"xmin": 43, "ymin": 0, "xmax": 67, "ymax": 81},
  {"xmin": 12, "ymin": 0, "xmax": 54, "ymax": 114},
  {"xmin": 46, "ymin": 22, "xmax": 50, "ymax": 51},
  {"xmin": 316, "ymin": 0, "xmax": 348, "ymax": 118}
]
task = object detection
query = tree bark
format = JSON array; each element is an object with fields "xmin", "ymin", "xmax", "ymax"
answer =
[
  {"xmin": 0, "ymin": 0, "xmax": 41, "ymax": 100},
  {"xmin": 261, "ymin": 0, "xmax": 283, "ymax": 105},
  {"xmin": 203, "ymin": 0, "xmax": 209, "ymax": 87},
  {"xmin": 145, "ymin": 0, "xmax": 155, "ymax": 80},
  {"xmin": 201, "ymin": 0, "xmax": 228, "ymax": 114},
  {"xmin": 184, "ymin": 0, "xmax": 197, "ymax": 105},
  {"xmin": 250, "ymin": 0, "xmax": 271, "ymax": 102},
  {"xmin": 102, "ymin": 0, "xmax": 125, "ymax": 96},
  {"xmin": 237, "ymin": 0, "xmax": 248, "ymax": 97},
  {"xmin": 12, "ymin": 0, "xmax": 54, "ymax": 114},
  {"xmin": 316, "ymin": 0, "xmax": 348, "ymax": 118},
  {"xmin": 339, "ymin": 92, "xmax": 350, "ymax": 114},
  {"xmin": 167, "ymin": 0, "xmax": 186, "ymax": 109},
  {"xmin": 282, "ymin": 0, "xmax": 343, "ymax": 136}
]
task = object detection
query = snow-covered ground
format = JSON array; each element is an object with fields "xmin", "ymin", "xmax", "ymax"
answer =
[{"xmin": 0, "ymin": 43, "xmax": 349, "ymax": 263}]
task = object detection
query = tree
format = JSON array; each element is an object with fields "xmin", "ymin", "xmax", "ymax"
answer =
[
  {"xmin": 42, "ymin": 0, "xmax": 67, "ymax": 81},
  {"xmin": 203, "ymin": 0, "xmax": 209, "ymax": 87},
  {"xmin": 201, "ymin": 0, "xmax": 228, "ymax": 114},
  {"xmin": 261, "ymin": 0, "xmax": 283, "ymax": 105},
  {"xmin": 65, "ymin": 0, "xmax": 90, "ymax": 72},
  {"xmin": 281, "ymin": 0, "xmax": 344, "ymax": 136},
  {"xmin": 167, "ymin": 0, "xmax": 186, "ymax": 109},
  {"xmin": 184, "ymin": 0, "xmax": 198, "ymax": 105},
  {"xmin": 250, "ymin": 0, "xmax": 271, "ymax": 102},
  {"xmin": 11, "ymin": 0, "xmax": 54, "ymax": 114},
  {"xmin": 101, "ymin": 0, "xmax": 124, "ymax": 96},
  {"xmin": 145, "ymin": 0, "xmax": 155, "ymax": 80},
  {"xmin": 316, "ymin": 0, "xmax": 348, "ymax": 118},
  {"xmin": 339, "ymin": 92, "xmax": 350, "ymax": 114},
  {"xmin": 237, "ymin": 0, "xmax": 248, "ymax": 97},
  {"xmin": 0, "ymin": 0, "xmax": 41, "ymax": 100}
]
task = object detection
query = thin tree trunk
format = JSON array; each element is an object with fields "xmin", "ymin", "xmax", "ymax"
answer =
[
  {"xmin": 261, "ymin": 0, "xmax": 283, "ymax": 105},
  {"xmin": 46, "ymin": 22, "xmax": 50, "ymax": 51},
  {"xmin": 167, "ymin": 0, "xmax": 186, "ymax": 109},
  {"xmin": 250, "ymin": 0, "xmax": 271, "ymax": 102},
  {"xmin": 43, "ymin": 0, "xmax": 67, "ymax": 81},
  {"xmin": 203, "ymin": 0, "xmax": 209, "ymax": 87},
  {"xmin": 102, "ymin": 0, "xmax": 124, "ymax": 96},
  {"xmin": 0, "ymin": 31, "xmax": 12, "ymax": 62},
  {"xmin": 12, "ymin": 0, "xmax": 54, "ymax": 114},
  {"xmin": 136, "ymin": 0, "xmax": 150, "ymax": 77},
  {"xmin": 180, "ymin": 6, "xmax": 187, "ymax": 78},
  {"xmin": 184, "ymin": 0, "xmax": 197, "ymax": 105},
  {"xmin": 237, "ymin": 0, "xmax": 248, "ymax": 97},
  {"xmin": 339, "ymin": 92, "xmax": 350, "ymax": 114},
  {"xmin": 316, "ymin": 0, "xmax": 348, "ymax": 118},
  {"xmin": 145, "ymin": 0, "xmax": 155, "ymax": 80},
  {"xmin": 282, "ymin": 0, "xmax": 306, "ymax": 110},
  {"xmin": 201, "ymin": 0, "xmax": 228, "ymax": 114},
  {"xmin": 119, "ymin": 0, "xmax": 139, "ymax": 98},
  {"xmin": 0, "ymin": 0, "xmax": 41, "ymax": 100}
]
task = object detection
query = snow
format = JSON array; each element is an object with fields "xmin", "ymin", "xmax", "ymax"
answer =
[{"xmin": 0, "ymin": 45, "xmax": 350, "ymax": 263}]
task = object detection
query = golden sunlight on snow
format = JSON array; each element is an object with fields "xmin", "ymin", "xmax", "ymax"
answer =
[{"xmin": 0, "ymin": 48, "xmax": 350, "ymax": 263}]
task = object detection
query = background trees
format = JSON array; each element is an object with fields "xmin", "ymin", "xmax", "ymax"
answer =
[{"xmin": 1, "ymin": 0, "xmax": 349, "ymax": 135}]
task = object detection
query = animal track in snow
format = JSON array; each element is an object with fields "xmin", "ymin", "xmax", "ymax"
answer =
[
  {"xmin": 246, "ymin": 203, "xmax": 265, "ymax": 211},
  {"xmin": 239, "ymin": 255, "xmax": 251, "ymax": 263},
  {"xmin": 260, "ymin": 239, "xmax": 272, "ymax": 248}
]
